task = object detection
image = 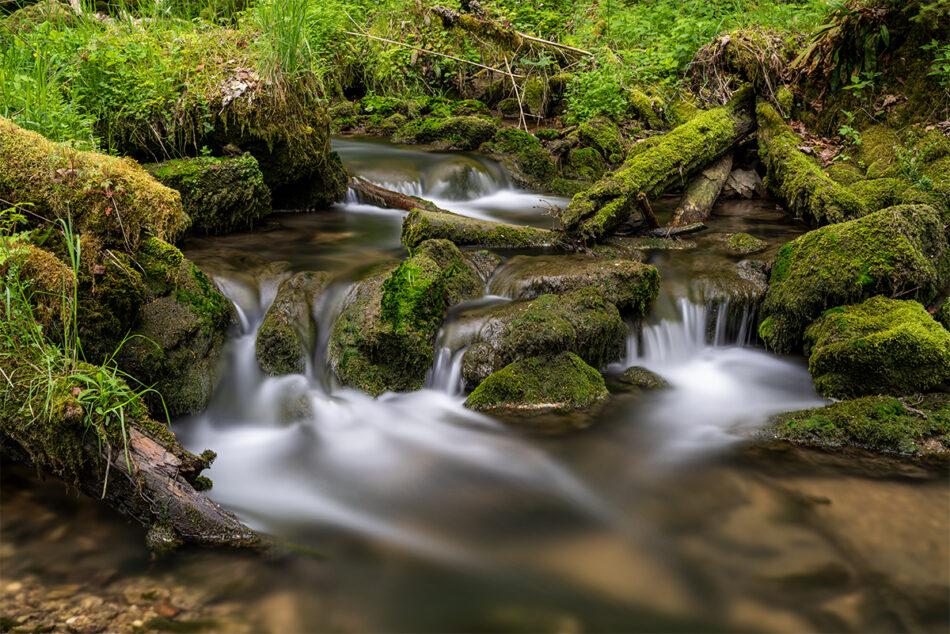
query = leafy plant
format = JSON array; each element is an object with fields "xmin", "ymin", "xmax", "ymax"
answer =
[
  {"xmin": 923, "ymin": 39, "xmax": 950, "ymax": 93},
  {"xmin": 838, "ymin": 110, "xmax": 862, "ymax": 146}
]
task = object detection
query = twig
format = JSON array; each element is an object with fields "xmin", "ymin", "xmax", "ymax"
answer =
[
  {"xmin": 503, "ymin": 54, "xmax": 528, "ymax": 131},
  {"xmin": 519, "ymin": 33, "xmax": 593, "ymax": 57},
  {"xmin": 342, "ymin": 31, "xmax": 525, "ymax": 78}
]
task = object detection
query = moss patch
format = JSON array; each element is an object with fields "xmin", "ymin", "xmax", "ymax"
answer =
[
  {"xmin": 725, "ymin": 232, "xmax": 766, "ymax": 255},
  {"xmin": 256, "ymin": 271, "xmax": 331, "ymax": 376},
  {"xmin": 393, "ymin": 116, "xmax": 498, "ymax": 151},
  {"xmin": 759, "ymin": 204, "xmax": 949, "ymax": 354},
  {"xmin": 769, "ymin": 394, "xmax": 950, "ymax": 457},
  {"xmin": 479, "ymin": 128, "xmax": 556, "ymax": 186},
  {"xmin": 576, "ymin": 116, "xmax": 625, "ymax": 165},
  {"xmin": 804, "ymin": 296, "xmax": 950, "ymax": 398},
  {"xmin": 401, "ymin": 209, "xmax": 565, "ymax": 250}
]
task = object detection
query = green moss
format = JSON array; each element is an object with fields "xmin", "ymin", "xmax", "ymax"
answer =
[
  {"xmin": 451, "ymin": 99, "xmax": 490, "ymax": 116},
  {"xmin": 770, "ymin": 393, "xmax": 950, "ymax": 456},
  {"xmin": 626, "ymin": 89, "xmax": 664, "ymax": 129},
  {"xmin": 480, "ymin": 128, "xmax": 556, "ymax": 185},
  {"xmin": 366, "ymin": 113, "xmax": 408, "ymax": 136},
  {"xmin": 534, "ymin": 129, "xmax": 561, "ymax": 142},
  {"xmin": 147, "ymin": 154, "xmax": 270, "ymax": 235},
  {"xmin": 564, "ymin": 147, "xmax": 608, "ymax": 182},
  {"xmin": 0, "ymin": 117, "xmax": 185, "ymax": 250},
  {"xmin": 551, "ymin": 177, "xmax": 589, "ymax": 196},
  {"xmin": 759, "ymin": 204, "xmax": 949, "ymax": 354},
  {"xmin": 465, "ymin": 351, "xmax": 608, "ymax": 413},
  {"xmin": 804, "ymin": 296, "xmax": 950, "ymax": 398},
  {"xmin": 522, "ymin": 78, "xmax": 547, "ymax": 117},
  {"xmin": 328, "ymin": 101, "xmax": 359, "ymax": 133},
  {"xmin": 562, "ymin": 87, "xmax": 754, "ymax": 241},
  {"xmin": 726, "ymin": 232, "xmax": 767, "ymax": 255},
  {"xmin": 329, "ymin": 240, "xmax": 482, "ymax": 396},
  {"xmin": 937, "ymin": 299, "xmax": 950, "ymax": 332},
  {"xmin": 401, "ymin": 208, "xmax": 566, "ymax": 250},
  {"xmin": 576, "ymin": 116, "xmax": 625, "ymax": 165},
  {"xmin": 393, "ymin": 116, "xmax": 498, "ymax": 151},
  {"xmin": 756, "ymin": 101, "xmax": 866, "ymax": 226},
  {"xmin": 824, "ymin": 163, "xmax": 865, "ymax": 186},
  {"xmin": 613, "ymin": 366, "xmax": 671, "ymax": 391},
  {"xmin": 256, "ymin": 271, "xmax": 331, "ymax": 376},
  {"xmin": 847, "ymin": 178, "xmax": 915, "ymax": 213},
  {"xmin": 497, "ymin": 98, "xmax": 520, "ymax": 117},
  {"xmin": 776, "ymin": 86, "xmax": 794, "ymax": 116}
]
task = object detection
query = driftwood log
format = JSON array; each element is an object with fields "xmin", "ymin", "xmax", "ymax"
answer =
[{"xmin": 670, "ymin": 152, "xmax": 734, "ymax": 227}]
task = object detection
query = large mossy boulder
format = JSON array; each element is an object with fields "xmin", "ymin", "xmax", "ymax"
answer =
[
  {"xmin": 488, "ymin": 254, "xmax": 659, "ymax": 317},
  {"xmin": 759, "ymin": 204, "xmax": 950, "ymax": 354},
  {"xmin": 329, "ymin": 239, "xmax": 482, "ymax": 396},
  {"xmin": 393, "ymin": 116, "xmax": 498, "ymax": 151},
  {"xmin": 465, "ymin": 352, "xmax": 608, "ymax": 414},
  {"xmin": 460, "ymin": 287, "xmax": 625, "ymax": 389},
  {"xmin": 0, "ymin": 117, "xmax": 185, "ymax": 249},
  {"xmin": 147, "ymin": 154, "xmax": 271, "ymax": 235},
  {"xmin": 576, "ymin": 116, "xmax": 625, "ymax": 165},
  {"xmin": 256, "ymin": 271, "xmax": 332, "ymax": 376},
  {"xmin": 768, "ymin": 393, "xmax": 950, "ymax": 457},
  {"xmin": 804, "ymin": 296, "xmax": 950, "ymax": 398}
]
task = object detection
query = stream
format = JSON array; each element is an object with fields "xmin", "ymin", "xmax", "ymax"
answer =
[{"xmin": 2, "ymin": 138, "xmax": 948, "ymax": 633}]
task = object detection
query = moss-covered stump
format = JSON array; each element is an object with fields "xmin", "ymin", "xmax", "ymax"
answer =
[
  {"xmin": 610, "ymin": 366, "xmax": 671, "ymax": 392},
  {"xmin": 724, "ymin": 232, "xmax": 767, "ymax": 255},
  {"xmin": 479, "ymin": 128, "xmax": 555, "ymax": 187},
  {"xmin": 465, "ymin": 352, "xmax": 608, "ymax": 415},
  {"xmin": 147, "ymin": 154, "xmax": 271, "ymax": 235},
  {"xmin": 460, "ymin": 287, "xmax": 625, "ymax": 389},
  {"xmin": 768, "ymin": 394, "xmax": 950, "ymax": 457},
  {"xmin": 393, "ymin": 116, "xmax": 498, "ymax": 151},
  {"xmin": 329, "ymin": 240, "xmax": 482, "ymax": 396},
  {"xmin": 804, "ymin": 297, "xmax": 950, "ymax": 398},
  {"xmin": 576, "ymin": 116, "xmax": 625, "ymax": 165},
  {"xmin": 401, "ymin": 209, "xmax": 567, "ymax": 250},
  {"xmin": 488, "ymin": 255, "xmax": 659, "ymax": 317},
  {"xmin": 0, "ymin": 117, "xmax": 185, "ymax": 250},
  {"xmin": 561, "ymin": 87, "xmax": 754, "ymax": 242},
  {"xmin": 112, "ymin": 239, "xmax": 235, "ymax": 415},
  {"xmin": 758, "ymin": 205, "xmax": 950, "ymax": 354},
  {"xmin": 256, "ymin": 271, "xmax": 332, "ymax": 376},
  {"xmin": 756, "ymin": 101, "xmax": 865, "ymax": 226}
]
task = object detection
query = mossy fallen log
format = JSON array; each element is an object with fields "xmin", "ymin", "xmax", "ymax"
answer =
[
  {"xmin": 756, "ymin": 100, "xmax": 865, "ymax": 226},
  {"xmin": 560, "ymin": 87, "xmax": 754, "ymax": 242},
  {"xmin": 670, "ymin": 153, "xmax": 734, "ymax": 227},
  {"xmin": 401, "ymin": 208, "xmax": 568, "ymax": 250}
]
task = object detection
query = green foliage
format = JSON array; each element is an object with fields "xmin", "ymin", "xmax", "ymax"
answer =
[{"xmin": 922, "ymin": 38, "xmax": 950, "ymax": 94}]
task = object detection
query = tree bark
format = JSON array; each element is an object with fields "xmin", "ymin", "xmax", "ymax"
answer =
[
  {"xmin": 560, "ymin": 86, "xmax": 755, "ymax": 243},
  {"xmin": 669, "ymin": 152, "xmax": 734, "ymax": 227}
]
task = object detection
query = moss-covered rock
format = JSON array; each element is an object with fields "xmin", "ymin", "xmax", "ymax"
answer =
[
  {"xmin": 756, "ymin": 101, "xmax": 865, "ymax": 226},
  {"xmin": 328, "ymin": 101, "xmax": 359, "ymax": 133},
  {"xmin": 497, "ymin": 98, "xmax": 520, "ymax": 118},
  {"xmin": 576, "ymin": 116, "xmax": 625, "ymax": 165},
  {"xmin": 488, "ymin": 254, "xmax": 660, "ymax": 317},
  {"xmin": 563, "ymin": 147, "xmax": 608, "ymax": 183},
  {"xmin": 460, "ymin": 287, "xmax": 625, "ymax": 388},
  {"xmin": 401, "ymin": 208, "xmax": 566, "ymax": 250},
  {"xmin": 759, "ymin": 205, "xmax": 950, "ymax": 354},
  {"xmin": 479, "ymin": 128, "xmax": 556, "ymax": 186},
  {"xmin": 465, "ymin": 352, "xmax": 608, "ymax": 414},
  {"xmin": 611, "ymin": 366, "xmax": 671, "ymax": 392},
  {"xmin": 0, "ymin": 117, "xmax": 185, "ymax": 250},
  {"xmin": 328, "ymin": 240, "xmax": 482, "ymax": 396},
  {"xmin": 393, "ymin": 116, "xmax": 498, "ymax": 151},
  {"xmin": 147, "ymin": 154, "xmax": 271, "ymax": 236},
  {"xmin": 626, "ymin": 89, "xmax": 664, "ymax": 130},
  {"xmin": 768, "ymin": 394, "xmax": 950, "ymax": 457},
  {"xmin": 724, "ymin": 232, "xmax": 767, "ymax": 255},
  {"xmin": 256, "ymin": 271, "xmax": 331, "ymax": 376},
  {"xmin": 804, "ymin": 296, "xmax": 950, "ymax": 398}
]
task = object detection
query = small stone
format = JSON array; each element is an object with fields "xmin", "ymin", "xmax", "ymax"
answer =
[{"xmin": 5, "ymin": 582, "xmax": 22, "ymax": 593}]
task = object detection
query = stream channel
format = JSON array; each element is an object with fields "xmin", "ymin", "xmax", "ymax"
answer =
[{"xmin": 2, "ymin": 138, "xmax": 948, "ymax": 633}]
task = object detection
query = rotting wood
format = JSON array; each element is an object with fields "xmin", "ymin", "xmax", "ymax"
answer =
[
  {"xmin": 670, "ymin": 152, "xmax": 734, "ymax": 227},
  {"xmin": 636, "ymin": 193, "xmax": 660, "ymax": 229}
]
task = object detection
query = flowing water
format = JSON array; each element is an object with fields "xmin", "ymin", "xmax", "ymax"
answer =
[{"xmin": 2, "ymin": 139, "xmax": 948, "ymax": 633}]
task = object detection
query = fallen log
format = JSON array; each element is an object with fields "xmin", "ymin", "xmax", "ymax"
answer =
[
  {"xmin": 670, "ymin": 153, "xmax": 734, "ymax": 227},
  {"xmin": 348, "ymin": 176, "xmax": 441, "ymax": 212},
  {"xmin": 402, "ymin": 208, "xmax": 567, "ymax": 249},
  {"xmin": 0, "ymin": 360, "xmax": 258, "ymax": 550},
  {"xmin": 560, "ymin": 86, "xmax": 755, "ymax": 242}
]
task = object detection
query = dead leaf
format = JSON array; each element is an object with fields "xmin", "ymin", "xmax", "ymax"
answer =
[{"xmin": 92, "ymin": 265, "xmax": 105, "ymax": 275}]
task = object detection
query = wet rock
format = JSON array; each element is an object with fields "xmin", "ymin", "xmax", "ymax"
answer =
[
  {"xmin": 615, "ymin": 366, "xmax": 671, "ymax": 391},
  {"xmin": 804, "ymin": 296, "xmax": 950, "ymax": 398},
  {"xmin": 722, "ymin": 168, "xmax": 766, "ymax": 199},
  {"xmin": 256, "ymin": 271, "xmax": 332, "ymax": 376},
  {"xmin": 329, "ymin": 240, "xmax": 482, "ymax": 396},
  {"xmin": 767, "ymin": 393, "xmax": 950, "ymax": 457},
  {"xmin": 393, "ymin": 116, "xmax": 498, "ymax": 151},
  {"xmin": 145, "ymin": 524, "xmax": 183, "ymax": 556},
  {"xmin": 402, "ymin": 209, "xmax": 566, "ymax": 250},
  {"xmin": 479, "ymin": 128, "xmax": 556, "ymax": 187},
  {"xmin": 465, "ymin": 351, "xmax": 609, "ymax": 415},
  {"xmin": 588, "ymin": 236, "xmax": 696, "ymax": 258},
  {"xmin": 758, "ymin": 204, "xmax": 949, "ymax": 354},
  {"xmin": 460, "ymin": 287, "xmax": 625, "ymax": 389},
  {"xmin": 489, "ymin": 254, "xmax": 660, "ymax": 317},
  {"xmin": 147, "ymin": 154, "xmax": 271, "ymax": 236},
  {"xmin": 464, "ymin": 249, "xmax": 503, "ymax": 283}
]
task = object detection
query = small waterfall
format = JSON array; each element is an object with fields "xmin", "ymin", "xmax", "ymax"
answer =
[{"xmin": 426, "ymin": 346, "xmax": 467, "ymax": 395}]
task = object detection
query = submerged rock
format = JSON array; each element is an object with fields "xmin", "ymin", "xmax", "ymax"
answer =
[
  {"xmin": 768, "ymin": 394, "xmax": 950, "ymax": 457},
  {"xmin": 256, "ymin": 271, "xmax": 332, "ymax": 376},
  {"xmin": 723, "ymin": 232, "xmax": 767, "ymax": 255},
  {"xmin": 393, "ymin": 116, "xmax": 498, "ymax": 151},
  {"xmin": 465, "ymin": 351, "xmax": 608, "ymax": 415},
  {"xmin": 758, "ymin": 204, "xmax": 949, "ymax": 354},
  {"xmin": 147, "ymin": 154, "xmax": 271, "ymax": 235},
  {"xmin": 489, "ymin": 254, "xmax": 660, "ymax": 317},
  {"xmin": 460, "ymin": 287, "xmax": 625, "ymax": 389},
  {"xmin": 614, "ymin": 366, "xmax": 671, "ymax": 391},
  {"xmin": 329, "ymin": 240, "xmax": 482, "ymax": 396},
  {"xmin": 804, "ymin": 296, "xmax": 950, "ymax": 398}
]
